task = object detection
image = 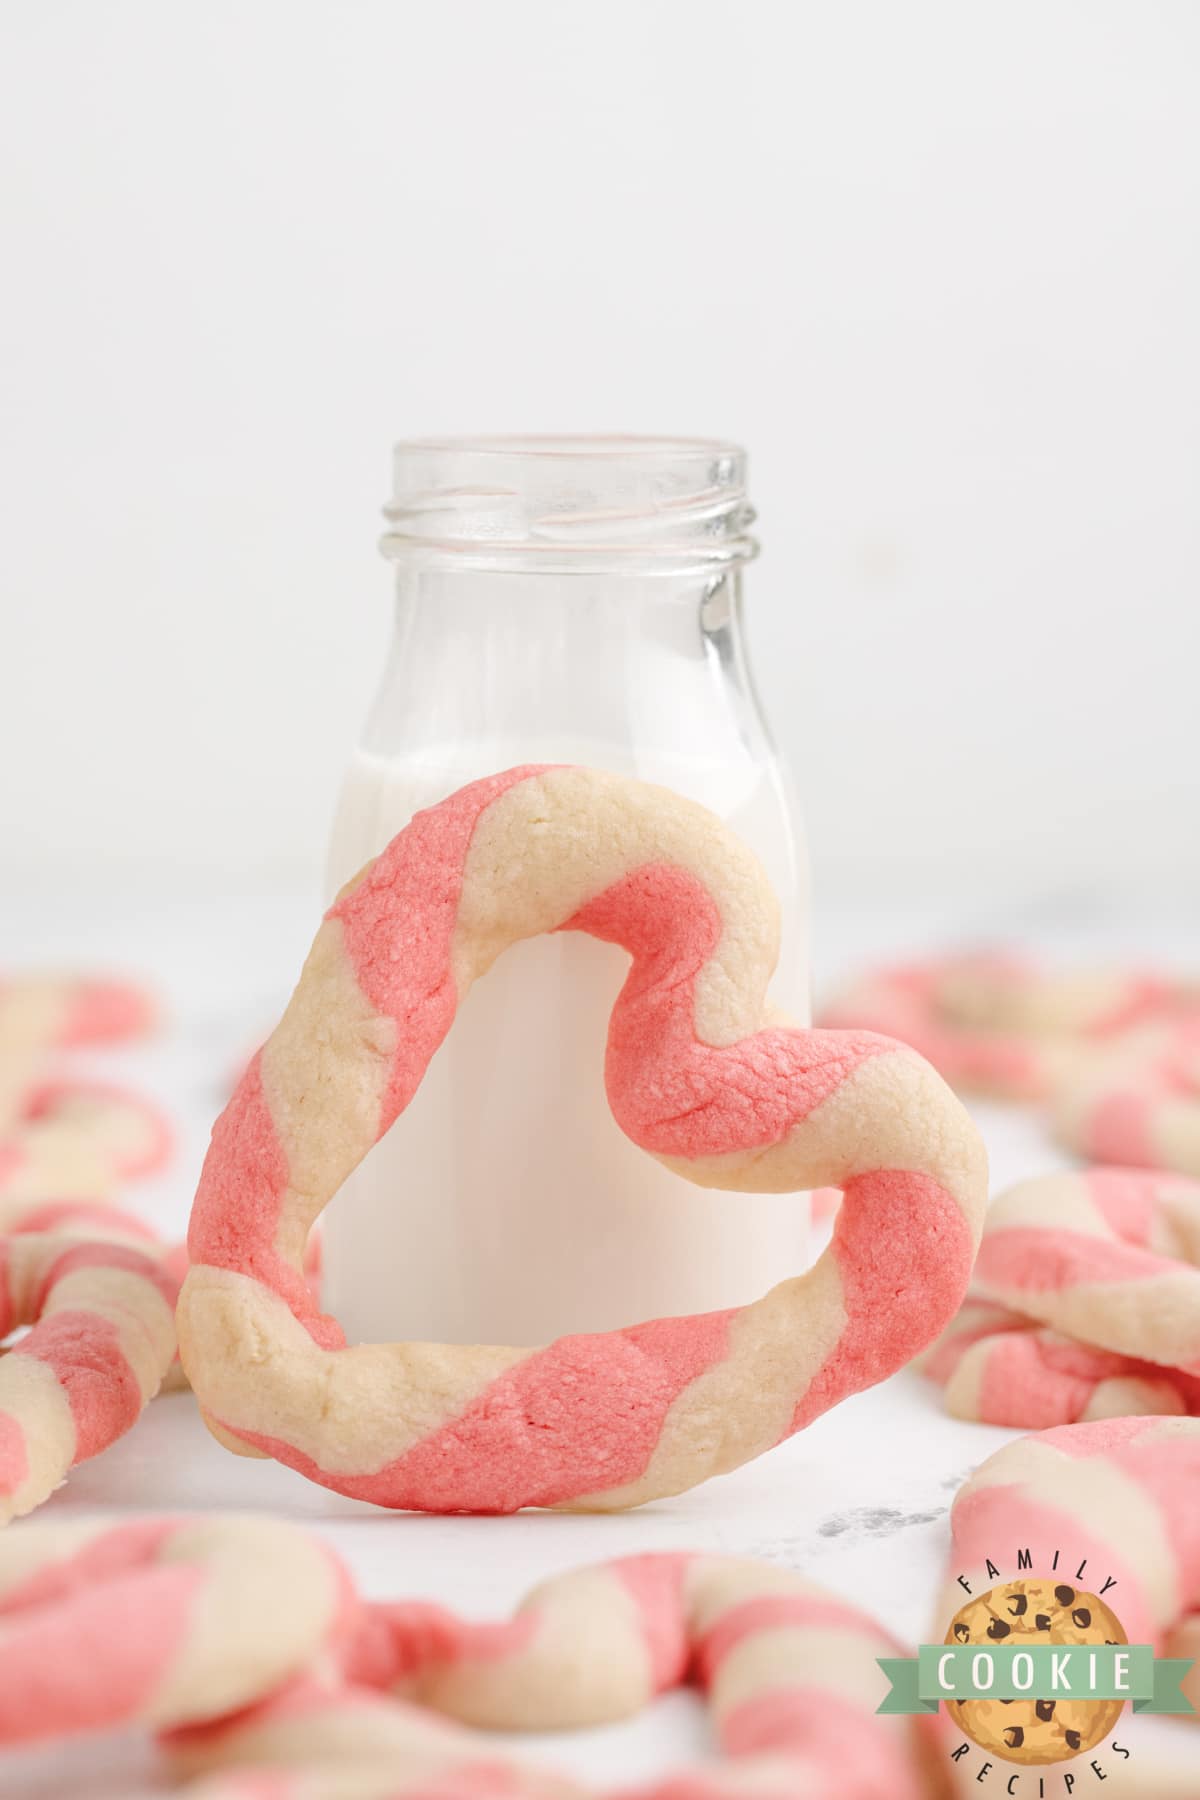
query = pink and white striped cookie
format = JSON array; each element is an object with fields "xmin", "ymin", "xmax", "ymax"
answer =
[
  {"xmin": 342, "ymin": 1551, "xmax": 934, "ymax": 1798},
  {"xmin": 1055, "ymin": 1021, "xmax": 1200, "ymax": 1180},
  {"xmin": 176, "ymin": 1684, "xmax": 573, "ymax": 1800},
  {"xmin": 0, "ymin": 1517, "xmax": 935, "ymax": 1799},
  {"xmin": 0, "ymin": 1075, "xmax": 172, "ymax": 1188},
  {"xmin": 927, "ymin": 1419, "xmax": 1200, "ymax": 1795},
  {"xmin": 0, "ymin": 1513, "xmax": 564, "ymax": 1792},
  {"xmin": 821, "ymin": 956, "xmax": 1184, "ymax": 1102},
  {"xmin": 174, "ymin": 1554, "xmax": 935, "ymax": 1799},
  {"xmin": 180, "ymin": 766, "xmax": 987, "ymax": 1514},
  {"xmin": 0, "ymin": 1514, "xmax": 353, "ymax": 1740},
  {"xmin": 0, "ymin": 974, "xmax": 157, "ymax": 1051},
  {"xmin": 922, "ymin": 1168, "xmax": 1200, "ymax": 1427},
  {"xmin": 938, "ymin": 1416, "xmax": 1200, "ymax": 1732},
  {"xmin": 0, "ymin": 1200, "xmax": 180, "ymax": 1524}
]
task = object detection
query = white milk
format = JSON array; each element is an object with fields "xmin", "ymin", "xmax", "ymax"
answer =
[{"xmin": 324, "ymin": 746, "xmax": 810, "ymax": 1347}]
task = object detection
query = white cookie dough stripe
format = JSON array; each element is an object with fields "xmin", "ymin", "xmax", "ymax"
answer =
[{"xmin": 454, "ymin": 766, "xmax": 779, "ymax": 1047}]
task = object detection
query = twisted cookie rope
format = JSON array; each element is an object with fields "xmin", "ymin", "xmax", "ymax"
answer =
[
  {"xmin": 821, "ymin": 956, "xmax": 1184, "ymax": 1102},
  {"xmin": 3, "ymin": 1483, "xmax": 1194, "ymax": 1796},
  {"xmin": 0, "ymin": 1520, "xmax": 931, "ymax": 1800},
  {"xmin": 0, "ymin": 1515, "xmax": 350, "ymax": 1741},
  {"xmin": 922, "ymin": 1168, "xmax": 1200, "ymax": 1426},
  {"xmin": 938, "ymin": 1416, "xmax": 1200, "ymax": 1733},
  {"xmin": 180, "ymin": 765, "xmax": 987, "ymax": 1513},
  {"xmin": 0, "ymin": 1195, "xmax": 179, "ymax": 1524},
  {"xmin": 174, "ymin": 1569, "xmax": 930, "ymax": 1798},
  {"xmin": 177, "ymin": 1688, "xmax": 558, "ymax": 1800},
  {"xmin": 0, "ymin": 1074, "xmax": 172, "ymax": 1190}
]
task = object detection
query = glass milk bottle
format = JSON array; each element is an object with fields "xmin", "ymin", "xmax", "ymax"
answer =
[{"xmin": 325, "ymin": 436, "xmax": 810, "ymax": 1346}]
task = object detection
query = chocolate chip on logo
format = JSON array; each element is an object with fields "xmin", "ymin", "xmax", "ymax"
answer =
[
  {"xmin": 1035, "ymin": 1699, "xmax": 1056, "ymax": 1721},
  {"xmin": 986, "ymin": 1618, "xmax": 1012, "ymax": 1640},
  {"xmin": 1065, "ymin": 1729, "xmax": 1082, "ymax": 1751},
  {"xmin": 1054, "ymin": 1585, "xmax": 1076, "ymax": 1606},
  {"xmin": 1072, "ymin": 1608, "xmax": 1092, "ymax": 1628},
  {"xmin": 1008, "ymin": 1593, "xmax": 1028, "ymax": 1616},
  {"xmin": 1035, "ymin": 1613, "xmax": 1052, "ymax": 1630},
  {"xmin": 1004, "ymin": 1726, "xmax": 1025, "ymax": 1749},
  {"xmin": 954, "ymin": 1622, "xmax": 970, "ymax": 1642}
]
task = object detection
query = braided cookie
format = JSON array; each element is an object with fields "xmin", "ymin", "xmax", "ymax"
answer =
[
  {"xmin": 821, "ymin": 956, "xmax": 1183, "ymax": 1102},
  {"xmin": 938, "ymin": 1417, "xmax": 1200, "ymax": 1754},
  {"xmin": 0, "ymin": 1197, "xmax": 179, "ymax": 1523},
  {"xmin": 1055, "ymin": 1022, "xmax": 1200, "ymax": 1180},
  {"xmin": 0, "ymin": 973, "xmax": 156, "ymax": 1052},
  {"xmin": 926, "ymin": 1167, "xmax": 1200, "ymax": 1426},
  {"xmin": 180, "ymin": 765, "xmax": 987, "ymax": 1514}
]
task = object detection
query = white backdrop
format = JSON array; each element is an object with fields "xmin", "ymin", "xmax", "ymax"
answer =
[{"xmin": 2, "ymin": 0, "xmax": 1197, "ymax": 905}]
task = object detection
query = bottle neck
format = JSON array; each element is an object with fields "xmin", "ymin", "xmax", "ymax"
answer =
[
  {"xmin": 364, "ymin": 559, "xmax": 762, "ymax": 773},
  {"xmin": 358, "ymin": 434, "xmax": 778, "ymax": 807}
]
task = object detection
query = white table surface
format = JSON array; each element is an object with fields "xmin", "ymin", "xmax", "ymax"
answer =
[{"xmin": 2, "ymin": 883, "xmax": 1196, "ymax": 1798}]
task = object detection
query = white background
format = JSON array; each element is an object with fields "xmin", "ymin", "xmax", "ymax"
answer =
[{"xmin": 1, "ymin": 0, "xmax": 1197, "ymax": 911}]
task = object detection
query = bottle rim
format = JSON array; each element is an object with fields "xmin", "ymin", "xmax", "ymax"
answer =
[{"xmin": 381, "ymin": 434, "xmax": 758, "ymax": 575}]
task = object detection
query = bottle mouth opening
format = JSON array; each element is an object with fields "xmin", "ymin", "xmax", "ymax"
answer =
[{"xmin": 381, "ymin": 434, "xmax": 757, "ymax": 574}]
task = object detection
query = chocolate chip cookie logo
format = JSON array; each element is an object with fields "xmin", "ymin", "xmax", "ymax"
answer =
[
  {"xmin": 879, "ymin": 1564, "xmax": 1194, "ymax": 1788},
  {"xmin": 941, "ymin": 1580, "xmax": 1127, "ymax": 1765}
]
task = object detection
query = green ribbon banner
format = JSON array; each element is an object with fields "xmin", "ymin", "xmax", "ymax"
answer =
[{"xmin": 877, "ymin": 1645, "xmax": 1195, "ymax": 1717}]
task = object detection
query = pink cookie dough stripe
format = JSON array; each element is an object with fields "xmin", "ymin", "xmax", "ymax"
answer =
[
  {"xmin": 195, "ymin": 1779, "xmax": 295, "ymax": 1800},
  {"xmin": 611, "ymin": 1554, "xmax": 693, "ymax": 1690},
  {"xmin": 0, "ymin": 1561, "xmax": 203, "ymax": 1743},
  {"xmin": 1087, "ymin": 978, "xmax": 1172, "ymax": 1038},
  {"xmin": 0, "ymin": 1518, "xmax": 184, "ymax": 1617},
  {"xmin": 61, "ymin": 980, "xmax": 155, "ymax": 1046},
  {"xmin": 1087, "ymin": 1090, "xmax": 1156, "ymax": 1167},
  {"xmin": 920, "ymin": 1303, "xmax": 1031, "ymax": 1386},
  {"xmin": 342, "ymin": 1601, "xmax": 539, "ymax": 1692},
  {"xmin": 790, "ymin": 1170, "xmax": 974, "ymax": 1433},
  {"xmin": 1085, "ymin": 1168, "xmax": 1167, "ymax": 1245},
  {"xmin": 694, "ymin": 1593, "xmax": 896, "ymax": 1685},
  {"xmin": 571, "ymin": 867, "xmax": 891, "ymax": 1157},
  {"xmin": 721, "ymin": 1688, "xmax": 908, "ymax": 1792},
  {"xmin": 7, "ymin": 1199, "xmax": 159, "ymax": 1241},
  {"xmin": 0, "ymin": 1238, "xmax": 11, "ymax": 1338},
  {"xmin": 226, "ymin": 1308, "xmax": 736, "ymax": 1514},
  {"xmin": 975, "ymin": 1333, "xmax": 1156, "ymax": 1430},
  {"xmin": 952, "ymin": 1482, "xmax": 1155, "ymax": 1643},
  {"xmin": 331, "ymin": 765, "xmax": 550, "ymax": 1127},
  {"xmin": 186, "ymin": 1055, "xmax": 334, "ymax": 1340},
  {"xmin": 11, "ymin": 1311, "xmax": 143, "ymax": 1461},
  {"xmin": 1035, "ymin": 1416, "xmax": 1164, "ymax": 1457},
  {"xmin": 1045, "ymin": 1421, "xmax": 1200, "ymax": 1593},
  {"xmin": 0, "ymin": 1413, "xmax": 26, "ymax": 1499},
  {"xmin": 975, "ymin": 1224, "xmax": 1186, "ymax": 1295}
]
